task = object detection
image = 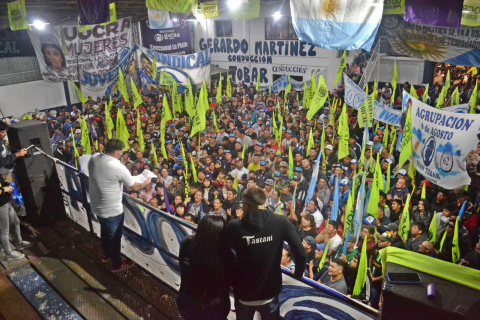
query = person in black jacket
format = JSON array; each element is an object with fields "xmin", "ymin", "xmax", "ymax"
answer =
[
  {"xmin": 177, "ymin": 215, "xmax": 234, "ymax": 320},
  {"xmin": 0, "ymin": 120, "xmax": 27, "ymax": 181},
  {"xmin": 225, "ymin": 187, "xmax": 307, "ymax": 320}
]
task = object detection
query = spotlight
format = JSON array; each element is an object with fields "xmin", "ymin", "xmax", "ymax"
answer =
[
  {"xmin": 173, "ymin": 18, "xmax": 179, "ymax": 23},
  {"xmin": 272, "ymin": 11, "xmax": 283, "ymax": 20},
  {"xmin": 229, "ymin": 0, "xmax": 241, "ymax": 10},
  {"xmin": 32, "ymin": 20, "xmax": 48, "ymax": 30}
]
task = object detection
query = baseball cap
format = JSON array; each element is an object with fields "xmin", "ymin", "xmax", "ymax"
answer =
[
  {"xmin": 234, "ymin": 157, "xmax": 242, "ymax": 162},
  {"xmin": 256, "ymin": 142, "xmax": 263, "ymax": 147},
  {"xmin": 280, "ymin": 161, "xmax": 288, "ymax": 167},
  {"xmin": 378, "ymin": 232, "xmax": 394, "ymax": 242},
  {"xmin": 260, "ymin": 160, "xmax": 267, "ymax": 166},
  {"xmin": 350, "ymin": 159, "xmax": 358, "ymax": 164},
  {"xmin": 363, "ymin": 216, "xmax": 376, "ymax": 225},
  {"xmin": 304, "ymin": 236, "xmax": 316, "ymax": 248},
  {"xmin": 178, "ymin": 128, "xmax": 185, "ymax": 131},
  {"xmin": 348, "ymin": 234, "xmax": 357, "ymax": 243},
  {"xmin": 295, "ymin": 167, "xmax": 303, "ymax": 172},
  {"xmin": 286, "ymin": 130, "xmax": 292, "ymax": 134},
  {"xmin": 340, "ymin": 178, "xmax": 349, "ymax": 186},
  {"xmin": 274, "ymin": 171, "xmax": 281, "ymax": 177},
  {"xmin": 326, "ymin": 145, "xmax": 333, "ymax": 150},
  {"xmin": 225, "ymin": 150, "xmax": 231, "ymax": 154},
  {"xmin": 210, "ymin": 134, "xmax": 216, "ymax": 139},
  {"xmin": 293, "ymin": 175, "xmax": 300, "ymax": 181},
  {"xmin": 385, "ymin": 223, "xmax": 399, "ymax": 232},
  {"xmin": 315, "ymin": 243, "xmax": 327, "ymax": 250},
  {"xmin": 177, "ymin": 155, "xmax": 184, "ymax": 161},
  {"xmin": 170, "ymin": 123, "xmax": 175, "ymax": 127},
  {"xmin": 398, "ymin": 169, "xmax": 407, "ymax": 176},
  {"xmin": 307, "ymin": 122, "xmax": 312, "ymax": 126},
  {"xmin": 75, "ymin": 129, "xmax": 81, "ymax": 134},
  {"xmin": 265, "ymin": 179, "xmax": 274, "ymax": 186},
  {"xmin": 366, "ymin": 141, "xmax": 373, "ymax": 146},
  {"xmin": 229, "ymin": 133, "xmax": 236, "ymax": 137}
]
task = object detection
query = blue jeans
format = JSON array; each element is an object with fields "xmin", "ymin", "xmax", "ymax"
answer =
[
  {"xmin": 235, "ymin": 296, "xmax": 280, "ymax": 320},
  {"xmin": 97, "ymin": 213, "xmax": 124, "ymax": 268},
  {"xmin": 0, "ymin": 203, "xmax": 22, "ymax": 255}
]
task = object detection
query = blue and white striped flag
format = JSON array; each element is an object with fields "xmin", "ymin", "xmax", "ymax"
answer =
[
  {"xmin": 330, "ymin": 175, "xmax": 340, "ymax": 221},
  {"xmin": 148, "ymin": 9, "xmax": 173, "ymax": 29},
  {"xmin": 304, "ymin": 150, "xmax": 322, "ymax": 206},
  {"xmin": 289, "ymin": 0, "xmax": 384, "ymax": 50},
  {"xmin": 354, "ymin": 173, "xmax": 366, "ymax": 238}
]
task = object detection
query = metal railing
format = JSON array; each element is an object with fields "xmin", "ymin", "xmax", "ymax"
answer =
[{"xmin": 358, "ymin": 40, "xmax": 382, "ymax": 90}]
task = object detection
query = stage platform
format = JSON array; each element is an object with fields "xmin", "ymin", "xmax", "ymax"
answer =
[{"xmin": 0, "ymin": 218, "xmax": 183, "ymax": 320}]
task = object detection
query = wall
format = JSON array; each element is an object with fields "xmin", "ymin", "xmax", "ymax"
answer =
[
  {"xmin": 193, "ymin": 2, "xmax": 361, "ymax": 88},
  {"xmin": 370, "ymin": 56, "xmax": 425, "ymax": 86}
]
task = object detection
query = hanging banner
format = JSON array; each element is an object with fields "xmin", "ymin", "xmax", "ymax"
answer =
[
  {"xmin": 78, "ymin": 0, "xmax": 110, "ymax": 25},
  {"xmin": 200, "ymin": 1, "xmax": 219, "ymax": 19},
  {"xmin": 229, "ymin": 0, "xmax": 260, "ymax": 20},
  {"xmin": 0, "ymin": 29, "xmax": 35, "ymax": 58},
  {"xmin": 136, "ymin": 45, "xmax": 211, "ymax": 94},
  {"xmin": 462, "ymin": 0, "xmax": 480, "ymax": 27},
  {"xmin": 380, "ymin": 15, "xmax": 480, "ymax": 67},
  {"xmin": 404, "ymin": 0, "xmax": 463, "ymax": 29},
  {"xmin": 383, "ymin": 0, "xmax": 405, "ymax": 15},
  {"xmin": 28, "ymin": 17, "xmax": 134, "ymax": 84},
  {"xmin": 344, "ymin": 75, "xmax": 402, "ymax": 126},
  {"xmin": 403, "ymin": 92, "xmax": 480, "ymax": 189},
  {"xmin": 140, "ymin": 19, "xmax": 192, "ymax": 55}
]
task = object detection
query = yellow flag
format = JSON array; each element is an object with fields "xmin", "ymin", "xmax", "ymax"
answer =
[
  {"xmin": 256, "ymin": 72, "xmax": 260, "ymax": 91},
  {"xmin": 70, "ymin": 128, "xmax": 80, "ymax": 168},
  {"xmin": 422, "ymin": 83, "xmax": 429, "ymax": 104},
  {"xmin": 172, "ymin": 81, "xmax": 182, "ymax": 116},
  {"xmin": 398, "ymin": 107, "xmax": 412, "ymax": 168},
  {"xmin": 185, "ymin": 78, "xmax": 194, "ymax": 117},
  {"xmin": 180, "ymin": 142, "xmax": 188, "ymax": 175},
  {"xmin": 136, "ymin": 109, "xmax": 145, "ymax": 152},
  {"xmin": 200, "ymin": 0, "xmax": 219, "ymax": 18},
  {"xmin": 226, "ymin": 72, "xmax": 232, "ymax": 98},
  {"xmin": 333, "ymin": 51, "xmax": 346, "ymax": 87},
  {"xmin": 398, "ymin": 190, "xmax": 414, "ymax": 240},
  {"xmin": 307, "ymin": 75, "xmax": 328, "ymax": 120},
  {"xmin": 233, "ymin": 173, "xmax": 238, "ymax": 191},
  {"xmin": 191, "ymin": 84, "xmax": 206, "ymax": 137},
  {"xmin": 151, "ymin": 143, "xmax": 158, "ymax": 167},
  {"xmin": 421, "ymin": 181, "xmax": 426, "ymax": 199},
  {"xmin": 131, "ymin": 78, "xmax": 143, "ymax": 108},
  {"xmin": 116, "ymin": 109, "xmax": 129, "ymax": 151},
  {"xmin": 216, "ymin": 77, "xmax": 222, "ymax": 102},
  {"xmin": 470, "ymin": 81, "xmax": 478, "ymax": 114},
  {"xmin": 302, "ymin": 81, "xmax": 309, "ymax": 109},
  {"xmin": 451, "ymin": 87, "xmax": 460, "ymax": 105},
  {"xmin": 79, "ymin": 117, "xmax": 92, "ymax": 155},
  {"xmin": 391, "ymin": 60, "xmax": 398, "ymax": 91},
  {"xmin": 8, "ymin": 0, "xmax": 28, "ymax": 31},
  {"xmin": 151, "ymin": 56, "xmax": 157, "ymax": 82},
  {"xmin": 306, "ymin": 128, "xmax": 314, "ymax": 155},
  {"xmin": 190, "ymin": 156, "xmax": 198, "ymax": 182},
  {"xmin": 100, "ymin": 3, "xmax": 117, "ymax": 26},
  {"xmin": 337, "ymin": 103, "xmax": 349, "ymax": 160},
  {"xmin": 212, "ymin": 111, "xmax": 219, "ymax": 132},
  {"xmin": 117, "ymin": 69, "xmax": 129, "ymax": 100},
  {"xmin": 105, "ymin": 108, "xmax": 114, "ymax": 139},
  {"xmin": 71, "ymin": 81, "xmax": 88, "ymax": 104},
  {"xmin": 410, "ymin": 84, "xmax": 419, "ymax": 99}
]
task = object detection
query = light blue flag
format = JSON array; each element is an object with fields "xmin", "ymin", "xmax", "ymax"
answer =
[
  {"xmin": 330, "ymin": 175, "xmax": 340, "ymax": 222},
  {"xmin": 290, "ymin": 0, "xmax": 384, "ymax": 51},
  {"xmin": 148, "ymin": 9, "xmax": 173, "ymax": 29},
  {"xmin": 304, "ymin": 150, "xmax": 322, "ymax": 206},
  {"xmin": 354, "ymin": 173, "xmax": 366, "ymax": 237},
  {"xmin": 458, "ymin": 201, "xmax": 466, "ymax": 221}
]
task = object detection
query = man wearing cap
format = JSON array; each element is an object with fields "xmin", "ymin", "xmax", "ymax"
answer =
[
  {"xmin": 406, "ymin": 222, "xmax": 428, "ymax": 253},
  {"xmin": 323, "ymin": 145, "xmax": 337, "ymax": 172},
  {"xmin": 225, "ymin": 187, "xmax": 306, "ymax": 319},
  {"xmin": 256, "ymin": 160, "xmax": 271, "ymax": 182},
  {"xmin": 281, "ymin": 130, "xmax": 294, "ymax": 150},
  {"xmin": 203, "ymin": 134, "xmax": 219, "ymax": 156},
  {"xmin": 431, "ymin": 190, "xmax": 448, "ymax": 214},
  {"xmin": 384, "ymin": 222, "xmax": 405, "ymax": 249},
  {"xmin": 303, "ymin": 236, "xmax": 317, "ymax": 265},
  {"xmin": 328, "ymin": 164, "xmax": 346, "ymax": 189},
  {"xmin": 370, "ymin": 232, "xmax": 393, "ymax": 308},
  {"xmin": 229, "ymin": 158, "xmax": 249, "ymax": 182},
  {"xmin": 279, "ymin": 161, "xmax": 289, "ymax": 181},
  {"xmin": 336, "ymin": 234, "xmax": 360, "ymax": 263},
  {"xmin": 348, "ymin": 136, "xmax": 361, "ymax": 159}
]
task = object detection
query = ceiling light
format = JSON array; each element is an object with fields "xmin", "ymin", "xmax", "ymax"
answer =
[
  {"xmin": 272, "ymin": 11, "xmax": 283, "ymax": 20},
  {"xmin": 32, "ymin": 20, "xmax": 48, "ymax": 30},
  {"xmin": 173, "ymin": 18, "xmax": 179, "ymax": 23},
  {"xmin": 229, "ymin": 0, "xmax": 241, "ymax": 10}
]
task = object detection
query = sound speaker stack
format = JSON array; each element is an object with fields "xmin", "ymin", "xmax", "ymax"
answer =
[
  {"xmin": 7, "ymin": 120, "xmax": 65, "ymax": 222},
  {"xmin": 380, "ymin": 262, "xmax": 480, "ymax": 320}
]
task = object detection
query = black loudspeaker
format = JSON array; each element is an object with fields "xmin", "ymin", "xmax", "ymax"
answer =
[
  {"xmin": 380, "ymin": 262, "xmax": 480, "ymax": 320},
  {"xmin": 7, "ymin": 120, "xmax": 65, "ymax": 221}
]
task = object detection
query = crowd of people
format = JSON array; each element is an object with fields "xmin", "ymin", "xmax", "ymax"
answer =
[{"xmin": 17, "ymin": 69, "xmax": 480, "ymax": 312}]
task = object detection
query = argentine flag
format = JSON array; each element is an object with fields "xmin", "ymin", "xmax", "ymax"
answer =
[
  {"xmin": 290, "ymin": 0, "xmax": 384, "ymax": 51},
  {"xmin": 148, "ymin": 9, "xmax": 173, "ymax": 29}
]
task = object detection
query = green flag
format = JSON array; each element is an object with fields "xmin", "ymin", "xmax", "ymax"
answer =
[
  {"xmin": 391, "ymin": 60, "xmax": 398, "ymax": 91},
  {"xmin": 470, "ymin": 81, "xmax": 478, "ymax": 114},
  {"xmin": 256, "ymin": 72, "xmax": 260, "ymax": 90},
  {"xmin": 452, "ymin": 218, "xmax": 461, "ymax": 263},
  {"xmin": 151, "ymin": 143, "xmax": 158, "ymax": 167},
  {"xmin": 398, "ymin": 107, "xmax": 412, "ymax": 168},
  {"xmin": 422, "ymin": 83, "xmax": 429, "ymax": 104},
  {"xmin": 8, "ymin": 0, "xmax": 28, "ymax": 31},
  {"xmin": 437, "ymin": 84, "xmax": 447, "ymax": 109},
  {"xmin": 367, "ymin": 153, "xmax": 382, "ymax": 219},
  {"xmin": 151, "ymin": 56, "xmax": 157, "ymax": 82},
  {"xmin": 302, "ymin": 81, "xmax": 309, "ymax": 109},
  {"xmin": 71, "ymin": 81, "xmax": 88, "ymax": 104},
  {"xmin": 398, "ymin": 191, "xmax": 413, "ymax": 240},
  {"xmin": 70, "ymin": 128, "xmax": 80, "ymax": 168},
  {"xmin": 318, "ymin": 241, "xmax": 330, "ymax": 270},
  {"xmin": 307, "ymin": 75, "xmax": 328, "ymax": 120},
  {"xmin": 386, "ymin": 163, "xmax": 391, "ymax": 193},
  {"xmin": 131, "ymin": 78, "xmax": 143, "ymax": 108},
  {"xmin": 185, "ymin": 78, "xmax": 194, "ymax": 117},
  {"xmin": 306, "ymin": 128, "xmax": 314, "ymax": 155},
  {"xmin": 146, "ymin": 0, "xmax": 196, "ymax": 13},
  {"xmin": 190, "ymin": 156, "xmax": 198, "ymax": 182},
  {"xmin": 382, "ymin": 124, "xmax": 389, "ymax": 149},
  {"xmin": 172, "ymin": 81, "xmax": 182, "ymax": 116},
  {"xmin": 451, "ymin": 86, "xmax": 460, "ymax": 106},
  {"xmin": 358, "ymin": 92, "xmax": 374, "ymax": 128},
  {"xmin": 421, "ymin": 182, "xmax": 426, "ymax": 199},
  {"xmin": 161, "ymin": 93, "xmax": 173, "ymax": 127},
  {"xmin": 226, "ymin": 72, "xmax": 232, "ymax": 97},
  {"xmin": 427, "ymin": 212, "xmax": 437, "ymax": 244},
  {"xmin": 212, "ymin": 111, "xmax": 219, "ymax": 133},
  {"xmin": 389, "ymin": 127, "xmax": 397, "ymax": 155},
  {"xmin": 353, "ymin": 232, "xmax": 368, "ymax": 296},
  {"xmin": 308, "ymin": 71, "xmax": 317, "ymax": 109},
  {"xmin": 284, "ymin": 75, "xmax": 292, "ymax": 102},
  {"xmin": 136, "ymin": 109, "xmax": 145, "ymax": 152},
  {"xmin": 191, "ymin": 84, "xmax": 206, "ymax": 137},
  {"xmin": 116, "ymin": 110, "xmax": 129, "ymax": 151},
  {"xmin": 105, "ymin": 108, "xmax": 114, "ymax": 140},
  {"xmin": 337, "ymin": 103, "xmax": 349, "ymax": 160},
  {"xmin": 288, "ymin": 146, "xmax": 294, "ymax": 180},
  {"xmin": 409, "ymin": 84, "xmax": 419, "ymax": 99},
  {"xmin": 117, "ymin": 69, "xmax": 129, "ymax": 100},
  {"xmin": 79, "ymin": 117, "xmax": 92, "ymax": 155},
  {"xmin": 216, "ymin": 77, "xmax": 222, "ymax": 102},
  {"xmin": 343, "ymin": 192, "xmax": 355, "ymax": 237},
  {"xmin": 333, "ymin": 51, "xmax": 346, "ymax": 87},
  {"xmin": 445, "ymin": 70, "xmax": 451, "ymax": 86}
]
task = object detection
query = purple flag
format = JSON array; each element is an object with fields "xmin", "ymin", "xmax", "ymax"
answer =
[
  {"xmin": 78, "ymin": 0, "xmax": 110, "ymax": 25},
  {"xmin": 162, "ymin": 182, "xmax": 173, "ymax": 214},
  {"xmin": 404, "ymin": 0, "xmax": 463, "ymax": 29}
]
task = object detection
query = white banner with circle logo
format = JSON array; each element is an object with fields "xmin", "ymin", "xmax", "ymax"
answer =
[{"xmin": 404, "ymin": 92, "xmax": 480, "ymax": 189}]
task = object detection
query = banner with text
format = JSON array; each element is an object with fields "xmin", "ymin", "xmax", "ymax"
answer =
[
  {"xmin": 404, "ymin": 93, "xmax": 480, "ymax": 189},
  {"xmin": 140, "ymin": 19, "xmax": 192, "ymax": 55},
  {"xmin": 28, "ymin": 17, "xmax": 134, "ymax": 83},
  {"xmin": 136, "ymin": 45, "xmax": 211, "ymax": 94},
  {"xmin": 380, "ymin": 15, "xmax": 480, "ymax": 67},
  {"xmin": 344, "ymin": 74, "xmax": 402, "ymax": 126},
  {"xmin": 0, "ymin": 29, "xmax": 35, "ymax": 58}
]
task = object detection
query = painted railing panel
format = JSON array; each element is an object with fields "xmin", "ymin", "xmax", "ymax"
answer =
[{"xmin": 55, "ymin": 161, "xmax": 377, "ymax": 319}]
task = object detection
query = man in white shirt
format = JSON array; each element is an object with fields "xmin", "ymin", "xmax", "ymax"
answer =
[
  {"xmin": 315, "ymin": 220, "xmax": 343, "ymax": 256},
  {"xmin": 88, "ymin": 139, "xmax": 151, "ymax": 273}
]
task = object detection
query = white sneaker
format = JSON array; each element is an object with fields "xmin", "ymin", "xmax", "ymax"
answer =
[
  {"xmin": 16, "ymin": 241, "xmax": 34, "ymax": 251},
  {"xmin": 4, "ymin": 250, "xmax": 25, "ymax": 261}
]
